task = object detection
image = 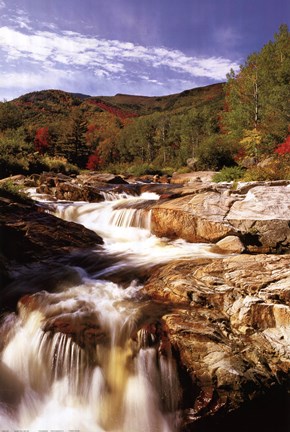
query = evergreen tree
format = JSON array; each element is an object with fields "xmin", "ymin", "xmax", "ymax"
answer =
[{"xmin": 62, "ymin": 108, "xmax": 88, "ymax": 167}]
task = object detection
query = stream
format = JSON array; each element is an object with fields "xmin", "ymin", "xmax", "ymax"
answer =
[{"xmin": 0, "ymin": 190, "xmax": 221, "ymax": 431}]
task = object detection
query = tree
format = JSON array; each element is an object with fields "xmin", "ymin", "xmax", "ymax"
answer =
[
  {"xmin": 239, "ymin": 128, "xmax": 263, "ymax": 160},
  {"xmin": 222, "ymin": 24, "xmax": 290, "ymax": 160},
  {"xmin": 62, "ymin": 108, "xmax": 88, "ymax": 167},
  {"xmin": 0, "ymin": 128, "xmax": 33, "ymax": 177},
  {"xmin": 222, "ymin": 53, "xmax": 260, "ymax": 140},
  {"xmin": 86, "ymin": 113, "xmax": 123, "ymax": 166},
  {"xmin": 0, "ymin": 102, "xmax": 22, "ymax": 131},
  {"xmin": 34, "ymin": 127, "xmax": 50, "ymax": 154},
  {"xmin": 195, "ymin": 134, "xmax": 236, "ymax": 170},
  {"xmin": 154, "ymin": 114, "xmax": 171, "ymax": 165}
]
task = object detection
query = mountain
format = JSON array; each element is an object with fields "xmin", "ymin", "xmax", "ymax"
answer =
[{"xmin": 12, "ymin": 82, "xmax": 224, "ymax": 125}]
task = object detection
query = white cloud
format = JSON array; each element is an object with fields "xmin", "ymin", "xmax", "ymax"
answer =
[
  {"xmin": 0, "ymin": 26, "xmax": 239, "ymax": 85},
  {"xmin": 0, "ymin": 70, "xmax": 71, "ymax": 91},
  {"xmin": 0, "ymin": 1, "xmax": 5, "ymax": 9}
]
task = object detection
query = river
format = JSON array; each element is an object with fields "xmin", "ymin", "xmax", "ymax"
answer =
[{"xmin": 0, "ymin": 189, "xmax": 221, "ymax": 431}]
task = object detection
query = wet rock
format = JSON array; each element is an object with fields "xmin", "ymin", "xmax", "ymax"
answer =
[
  {"xmin": 55, "ymin": 182, "xmax": 104, "ymax": 202},
  {"xmin": 0, "ymin": 200, "xmax": 103, "ymax": 261},
  {"xmin": 44, "ymin": 313, "xmax": 108, "ymax": 349},
  {"xmin": 0, "ymin": 174, "xmax": 26, "ymax": 185},
  {"xmin": 17, "ymin": 291, "xmax": 108, "ymax": 351},
  {"xmin": 33, "ymin": 172, "xmax": 140, "ymax": 201},
  {"xmin": 81, "ymin": 173, "xmax": 128, "ymax": 185},
  {"xmin": 0, "ymin": 194, "xmax": 103, "ymax": 294},
  {"xmin": 143, "ymin": 254, "xmax": 290, "ymax": 429}
]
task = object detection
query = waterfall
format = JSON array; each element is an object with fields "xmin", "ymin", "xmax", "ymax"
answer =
[
  {"xmin": 0, "ymin": 188, "xmax": 222, "ymax": 431},
  {"xmin": 0, "ymin": 278, "xmax": 181, "ymax": 431}
]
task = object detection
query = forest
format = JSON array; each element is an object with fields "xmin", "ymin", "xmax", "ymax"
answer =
[{"xmin": 0, "ymin": 25, "xmax": 289, "ymax": 181}]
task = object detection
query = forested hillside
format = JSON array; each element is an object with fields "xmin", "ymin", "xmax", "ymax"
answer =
[
  {"xmin": 0, "ymin": 25, "xmax": 289, "ymax": 180},
  {"xmin": 0, "ymin": 82, "xmax": 225, "ymax": 177}
]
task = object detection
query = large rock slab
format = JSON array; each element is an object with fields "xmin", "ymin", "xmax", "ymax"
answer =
[
  {"xmin": 143, "ymin": 254, "xmax": 290, "ymax": 429},
  {"xmin": 151, "ymin": 191, "xmax": 237, "ymax": 243},
  {"xmin": 151, "ymin": 184, "xmax": 290, "ymax": 253},
  {"xmin": 170, "ymin": 172, "xmax": 216, "ymax": 185}
]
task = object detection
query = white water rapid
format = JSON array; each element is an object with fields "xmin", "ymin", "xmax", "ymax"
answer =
[{"xmin": 0, "ymin": 190, "xmax": 222, "ymax": 431}]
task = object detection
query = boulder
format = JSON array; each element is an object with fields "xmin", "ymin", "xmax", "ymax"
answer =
[
  {"xmin": 18, "ymin": 293, "xmax": 108, "ymax": 351},
  {"xmin": 55, "ymin": 182, "xmax": 104, "ymax": 202},
  {"xmin": 226, "ymin": 186, "xmax": 290, "ymax": 252},
  {"xmin": 151, "ymin": 184, "xmax": 290, "ymax": 253},
  {"xmin": 80, "ymin": 173, "xmax": 128, "ymax": 185},
  {"xmin": 143, "ymin": 254, "xmax": 290, "ymax": 429},
  {"xmin": 0, "ymin": 200, "xmax": 103, "ymax": 261},
  {"xmin": 216, "ymin": 235, "xmax": 245, "ymax": 253},
  {"xmin": 151, "ymin": 191, "xmax": 237, "ymax": 243}
]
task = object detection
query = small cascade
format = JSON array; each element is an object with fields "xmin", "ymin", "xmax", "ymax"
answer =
[
  {"xmin": 109, "ymin": 207, "xmax": 152, "ymax": 229},
  {"xmin": 100, "ymin": 190, "xmax": 134, "ymax": 201}
]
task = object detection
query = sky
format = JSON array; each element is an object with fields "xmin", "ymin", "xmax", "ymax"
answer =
[{"xmin": 0, "ymin": 0, "xmax": 289, "ymax": 100}]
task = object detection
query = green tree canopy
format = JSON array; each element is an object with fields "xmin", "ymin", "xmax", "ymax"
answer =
[
  {"xmin": 0, "ymin": 102, "xmax": 23, "ymax": 131},
  {"xmin": 222, "ymin": 24, "xmax": 290, "ymax": 160}
]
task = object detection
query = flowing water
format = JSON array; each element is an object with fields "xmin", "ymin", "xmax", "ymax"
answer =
[{"xmin": 0, "ymin": 190, "xmax": 221, "ymax": 431}]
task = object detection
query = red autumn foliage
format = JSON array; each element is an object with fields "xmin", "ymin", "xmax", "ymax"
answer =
[
  {"xmin": 88, "ymin": 100, "xmax": 138, "ymax": 119},
  {"xmin": 86, "ymin": 149, "xmax": 103, "ymax": 170},
  {"xmin": 34, "ymin": 127, "xmax": 50, "ymax": 154},
  {"xmin": 275, "ymin": 135, "xmax": 290, "ymax": 155}
]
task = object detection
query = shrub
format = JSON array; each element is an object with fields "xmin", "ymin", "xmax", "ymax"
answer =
[
  {"xmin": 274, "ymin": 135, "xmax": 290, "ymax": 155},
  {"xmin": 176, "ymin": 166, "xmax": 192, "ymax": 174},
  {"xmin": 41, "ymin": 156, "xmax": 79, "ymax": 175},
  {"xmin": 213, "ymin": 166, "xmax": 245, "ymax": 182},
  {"xmin": 243, "ymin": 159, "xmax": 290, "ymax": 181},
  {"xmin": 0, "ymin": 155, "xmax": 29, "ymax": 178}
]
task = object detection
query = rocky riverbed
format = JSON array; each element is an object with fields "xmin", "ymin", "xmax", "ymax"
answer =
[{"xmin": 1, "ymin": 171, "xmax": 290, "ymax": 431}]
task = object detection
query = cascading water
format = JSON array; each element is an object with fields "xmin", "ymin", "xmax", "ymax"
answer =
[{"xmin": 0, "ymin": 189, "xmax": 221, "ymax": 431}]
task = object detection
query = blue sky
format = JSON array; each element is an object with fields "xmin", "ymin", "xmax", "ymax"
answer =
[{"xmin": 0, "ymin": 0, "xmax": 289, "ymax": 100}]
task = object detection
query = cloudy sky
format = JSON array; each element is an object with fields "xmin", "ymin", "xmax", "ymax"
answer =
[{"xmin": 0, "ymin": 0, "xmax": 289, "ymax": 100}]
